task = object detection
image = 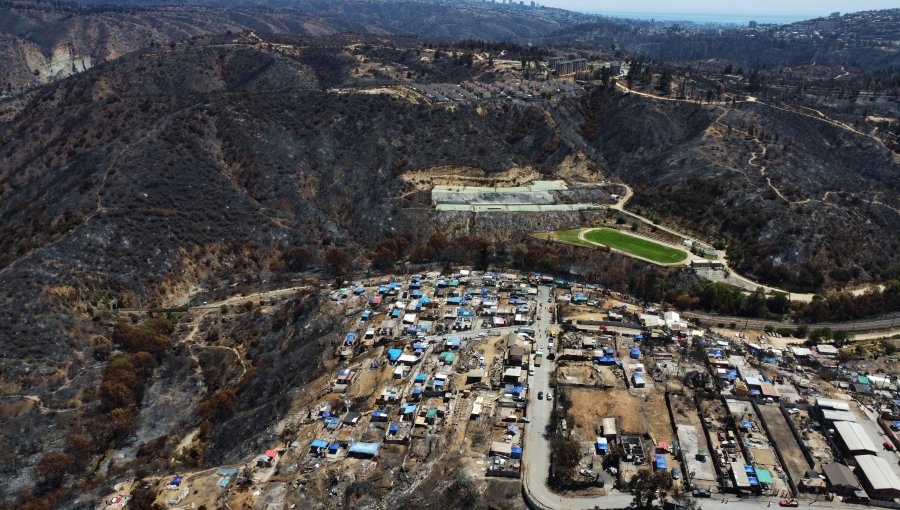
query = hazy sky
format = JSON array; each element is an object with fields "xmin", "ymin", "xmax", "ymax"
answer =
[{"xmin": 544, "ymin": 0, "xmax": 896, "ymax": 16}]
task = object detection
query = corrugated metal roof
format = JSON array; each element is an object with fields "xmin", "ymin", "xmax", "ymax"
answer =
[
  {"xmin": 822, "ymin": 409, "xmax": 857, "ymax": 422},
  {"xmin": 834, "ymin": 421, "xmax": 878, "ymax": 453},
  {"xmin": 816, "ymin": 397, "xmax": 851, "ymax": 411},
  {"xmin": 822, "ymin": 463, "xmax": 861, "ymax": 489},
  {"xmin": 856, "ymin": 455, "xmax": 900, "ymax": 491}
]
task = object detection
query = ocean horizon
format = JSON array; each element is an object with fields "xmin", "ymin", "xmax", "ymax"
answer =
[{"xmin": 589, "ymin": 10, "xmax": 818, "ymax": 25}]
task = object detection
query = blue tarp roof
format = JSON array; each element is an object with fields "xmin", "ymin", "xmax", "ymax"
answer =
[
  {"xmin": 361, "ymin": 311, "xmax": 371, "ymax": 319},
  {"xmin": 742, "ymin": 421, "xmax": 753, "ymax": 429},
  {"xmin": 171, "ymin": 476, "xmax": 182, "ymax": 486},
  {"xmin": 354, "ymin": 287, "xmax": 365, "ymax": 294},
  {"xmin": 329, "ymin": 443, "xmax": 340, "ymax": 451},
  {"xmin": 744, "ymin": 465, "xmax": 755, "ymax": 473},
  {"xmin": 748, "ymin": 476, "xmax": 759, "ymax": 486},
  {"xmin": 388, "ymin": 349, "xmax": 402, "ymax": 361},
  {"xmin": 389, "ymin": 424, "xmax": 399, "ymax": 432},
  {"xmin": 634, "ymin": 334, "xmax": 643, "ymax": 340},
  {"xmin": 415, "ymin": 374, "xmax": 427, "ymax": 382},
  {"xmin": 348, "ymin": 442, "xmax": 381, "ymax": 456},
  {"xmin": 345, "ymin": 333, "xmax": 356, "ymax": 345},
  {"xmin": 403, "ymin": 404, "xmax": 417, "ymax": 413},
  {"xmin": 411, "ymin": 290, "xmax": 423, "ymax": 297},
  {"xmin": 655, "ymin": 455, "xmax": 667, "ymax": 469},
  {"xmin": 311, "ymin": 440, "xmax": 328, "ymax": 449}
]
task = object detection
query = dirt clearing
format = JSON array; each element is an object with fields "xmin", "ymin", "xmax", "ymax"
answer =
[{"xmin": 565, "ymin": 388, "xmax": 673, "ymax": 444}]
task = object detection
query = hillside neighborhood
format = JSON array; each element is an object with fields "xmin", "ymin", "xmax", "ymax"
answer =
[{"xmin": 94, "ymin": 269, "xmax": 899, "ymax": 509}]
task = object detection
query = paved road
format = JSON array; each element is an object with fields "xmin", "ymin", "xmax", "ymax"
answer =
[
  {"xmin": 682, "ymin": 310, "xmax": 900, "ymax": 334},
  {"xmin": 521, "ymin": 285, "xmax": 633, "ymax": 510}
]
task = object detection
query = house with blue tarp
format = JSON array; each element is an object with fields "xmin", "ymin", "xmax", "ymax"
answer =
[
  {"xmin": 409, "ymin": 281, "xmax": 421, "ymax": 289},
  {"xmin": 596, "ymin": 437, "xmax": 609, "ymax": 453},
  {"xmin": 310, "ymin": 439, "xmax": 329, "ymax": 454},
  {"xmin": 655, "ymin": 455, "xmax": 667, "ymax": 470},
  {"xmin": 402, "ymin": 403, "xmax": 418, "ymax": 415},
  {"xmin": 413, "ymin": 342, "xmax": 425, "ymax": 352},
  {"xmin": 511, "ymin": 446, "xmax": 522, "ymax": 459},
  {"xmin": 353, "ymin": 287, "xmax": 365, "ymax": 295},
  {"xmin": 410, "ymin": 290, "xmax": 423, "ymax": 298},
  {"xmin": 345, "ymin": 333, "xmax": 356, "ymax": 346},
  {"xmin": 446, "ymin": 338, "xmax": 461, "ymax": 349},
  {"xmin": 387, "ymin": 348, "xmax": 402, "ymax": 361},
  {"xmin": 447, "ymin": 297, "xmax": 461, "ymax": 305},
  {"xmin": 361, "ymin": 311, "xmax": 371, "ymax": 321},
  {"xmin": 630, "ymin": 348, "xmax": 641, "ymax": 359}
]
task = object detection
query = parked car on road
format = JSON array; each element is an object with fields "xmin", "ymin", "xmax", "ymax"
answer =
[
  {"xmin": 692, "ymin": 489, "xmax": 711, "ymax": 498},
  {"xmin": 779, "ymin": 499, "xmax": 799, "ymax": 507},
  {"xmin": 538, "ymin": 391, "xmax": 544, "ymax": 400}
]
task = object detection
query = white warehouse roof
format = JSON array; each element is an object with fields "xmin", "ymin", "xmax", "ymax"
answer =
[
  {"xmin": 856, "ymin": 455, "xmax": 900, "ymax": 492},
  {"xmin": 834, "ymin": 421, "xmax": 878, "ymax": 454}
]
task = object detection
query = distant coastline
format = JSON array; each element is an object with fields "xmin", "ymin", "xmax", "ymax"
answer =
[{"xmin": 590, "ymin": 10, "xmax": 818, "ymax": 25}]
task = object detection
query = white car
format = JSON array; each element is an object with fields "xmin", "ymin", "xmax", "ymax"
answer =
[{"xmin": 546, "ymin": 392, "xmax": 553, "ymax": 401}]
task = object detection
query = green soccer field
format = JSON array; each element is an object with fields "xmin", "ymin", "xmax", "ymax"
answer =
[
  {"xmin": 554, "ymin": 229, "xmax": 596, "ymax": 248},
  {"xmin": 582, "ymin": 228, "xmax": 688, "ymax": 264}
]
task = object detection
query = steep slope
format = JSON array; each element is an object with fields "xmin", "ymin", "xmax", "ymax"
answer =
[
  {"xmin": 0, "ymin": 0, "xmax": 590, "ymax": 92},
  {"xmin": 0, "ymin": 34, "xmax": 576, "ymax": 501},
  {"xmin": 570, "ymin": 90, "xmax": 900, "ymax": 291}
]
